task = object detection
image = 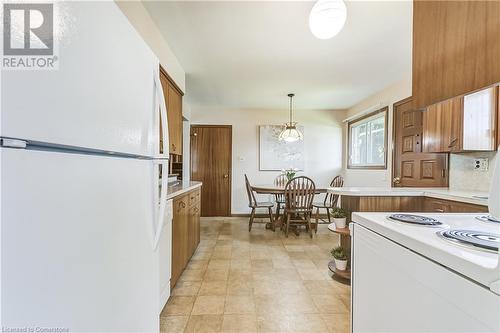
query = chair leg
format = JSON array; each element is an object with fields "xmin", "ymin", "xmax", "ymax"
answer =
[
  {"xmin": 314, "ymin": 210, "xmax": 319, "ymax": 234},
  {"xmin": 306, "ymin": 214, "xmax": 313, "ymax": 238},
  {"xmin": 268, "ymin": 206, "xmax": 275, "ymax": 232},
  {"xmin": 249, "ymin": 208, "xmax": 255, "ymax": 232},
  {"xmin": 326, "ymin": 207, "xmax": 332, "ymax": 223},
  {"xmin": 285, "ymin": 213, "xmax": 291, "ymax": 238}
]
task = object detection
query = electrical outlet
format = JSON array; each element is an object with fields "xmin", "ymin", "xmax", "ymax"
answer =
[{"xmin": 473, "ymin": 158, "xmax": 489, "ymax": 172}]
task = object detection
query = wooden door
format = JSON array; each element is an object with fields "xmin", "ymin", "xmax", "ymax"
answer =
[
  {"xmin": 393, "ymin": 97, "xmax": 448, "ymax": 187},
  {"xmin": 190, "ymin": 125, "xmax": 232, "ymax": 216}
]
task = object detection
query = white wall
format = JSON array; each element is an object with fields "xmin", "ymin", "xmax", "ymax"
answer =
[
  {"xmin": 190, "ymin": 106, "xmax": 346, "ymax": 214},
  {"xmin": 116, "ymin": 1, "xmax": 185, "ymax": 92},
  {"xmin": 449, "ymin": 152, "xmax": 497, "ymax": 192},
  {"xmin": 342, "ymin": 77, "xmax": 412, "ymax": 187}
]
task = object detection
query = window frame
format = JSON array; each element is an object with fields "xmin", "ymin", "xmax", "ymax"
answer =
[{"xmin": 347, "ymin": 107, "xmax": 389, "ymax": 170}]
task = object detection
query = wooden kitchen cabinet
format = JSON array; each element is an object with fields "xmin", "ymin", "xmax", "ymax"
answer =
[
  {"xmin": 422, "ymin": 96, "xmax": 462, "ymax": 153},
  {"xmin": 423, "ymin": 87, "xmax": 498, "ymax": 153},
  {"xmin": 170, "ymin": 187, "xmax": 201, "ymax": 289},
  {"xmin": 159, "ymin": 66, "xmax": 183, "ymax": 156},
  {"xmin": 412, "ymin": 1, "xmax": 500, "ymax": 109},
  {"xmin": 424, "ymin": 198, "xmax": 488, "ymax": 214},
  {"xmin": 171, "ymin": 193, "xmax": 188, "ymax": 288}
]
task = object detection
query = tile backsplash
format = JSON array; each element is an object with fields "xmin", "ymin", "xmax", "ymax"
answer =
[{"xmin": 449, "ymin": 152, "xmax": 497, "ymax": 192}]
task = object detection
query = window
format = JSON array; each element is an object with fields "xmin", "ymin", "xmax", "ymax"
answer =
[{"xmin": 348, "ymin": 107, "xmax": 388, "ymax": 169}]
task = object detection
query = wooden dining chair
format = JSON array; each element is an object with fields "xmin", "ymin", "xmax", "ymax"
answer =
[
  {"xmin": 274, "ymin": 174, "xmax": 288, "ymax": 218},
  {"xmin": 245, "ymin": 174, "xmax": 274, "ymax": 232},
  {"xmin": 283, "ymin": 176, "xmax": 316, "ymax": 238},
  {"xmin": 313, "ymin": 175, "xmax": 344, "ymax": 229}
]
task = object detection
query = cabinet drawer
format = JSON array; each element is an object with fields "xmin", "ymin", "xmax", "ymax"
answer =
[
  {"xmin": 188, "ymin": 188, "xmax": 201, "ymax": 207},
  {"xmin": 424, "ymin": 197, "xmax": 488, "ymax": 213},
  {"xmin": 424, "ymin": 199, "xmax": 451, "ymax": 213}
]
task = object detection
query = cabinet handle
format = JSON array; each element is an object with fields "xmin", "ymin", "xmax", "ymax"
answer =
[
  {"xmin": 448, "ymin": 138, "xmax": 458, "ymax": 148},
  {"xmin": 434, "ymin": 208, "xmax": 445, "ymax": 213},
  {"xmin": 393, "ymin": 177, "xmax": 401, "ymax": 185}
]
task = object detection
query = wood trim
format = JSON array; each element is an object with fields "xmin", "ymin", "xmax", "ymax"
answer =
[
  {"xmin": 347, "ymin": 107, "xmax": 389, "ymax": 170},
  {"xmin": 391, "ymin": 97, "xmax": 413, "ymax": 186},
  {"xmin": 159, "ymin": 65, "xmax": 184, "ymax": 96}
]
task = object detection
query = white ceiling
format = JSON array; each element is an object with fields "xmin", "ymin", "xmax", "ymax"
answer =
[{"xmin": 144, "ymin": 1, "xmax": 412, "ymax": 110}]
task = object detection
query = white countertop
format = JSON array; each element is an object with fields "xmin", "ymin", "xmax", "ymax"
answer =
[
  {"xmin": 328, "ymin": 187, "xmax": 489, "ymax": 206},
  {"xmin": 166, "ymin": 181, "xmax": 202, "ymax": 200},
  {"xmin": 351, "ymin": 212, "xmax": 500, "ymax": 291}
]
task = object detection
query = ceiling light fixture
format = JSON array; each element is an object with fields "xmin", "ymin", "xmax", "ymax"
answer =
[
  {"xmin": 309, "ymin": 0, "xmax": 347, "ymax": 40},
  {"xmin": 279, "ymin": 93, "xmax": 303, "ymax": 143}
]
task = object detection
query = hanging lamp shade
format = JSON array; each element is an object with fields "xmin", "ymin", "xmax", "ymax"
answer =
[{"xmin": 279, "ymin": 94, "xmax": 303, "ymax": 143}]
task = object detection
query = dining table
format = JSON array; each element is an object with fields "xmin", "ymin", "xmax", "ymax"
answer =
[{"xmin": 252, "ymin": 184, "xmax": 329, "ymax": 231}]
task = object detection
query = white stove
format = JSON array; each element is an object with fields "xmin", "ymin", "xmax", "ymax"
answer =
[
  {"xmin": 350, "ymin": 212, "xmax": 500, "ymax": 332},
  {"xmin": 353, "ymin": 212, "xmax": 500, "ymax": 290}
]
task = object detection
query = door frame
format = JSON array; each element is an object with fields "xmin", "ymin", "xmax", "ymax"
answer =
[
  {"xmin": 391, "ymin": 97, "xmax": 413, "ymax": 187},
  {"xmin": 190, "ymin": 124, "xmax": 232, "ymax": 216}
]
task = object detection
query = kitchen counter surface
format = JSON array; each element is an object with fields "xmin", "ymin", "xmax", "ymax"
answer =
[
  {"xmin": 166, "ymin": 181, "xmax": 202, "ymax": 200},
  {"xmin": 328, "ymin": 187, "xmax": 489, "ymax": 206}
]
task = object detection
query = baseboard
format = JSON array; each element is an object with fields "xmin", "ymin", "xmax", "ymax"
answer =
[{"xmin": 231, "ymin": 213, "xmax": 330, "ymax": 219}]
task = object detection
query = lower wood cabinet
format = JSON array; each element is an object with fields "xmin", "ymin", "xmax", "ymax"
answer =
[
  {"xmin": 171, "ymin": 187, "xmax": 201, "ymax": 289},
  {"xmin": 423, "ymin": 198, "xmax": 488, "ymax": 213},
  {"xmin": 341, "ymin": 195, "xmax": 488, "ymax": 222}
]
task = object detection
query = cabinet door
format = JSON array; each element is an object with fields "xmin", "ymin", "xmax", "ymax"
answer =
[
  {"xmin": 171, "ymin": 195, "xmax": 188, "ymax": 288},
  {"xmin": 412, "ymin": 1, "xmax": 500, "ymax": 109},
  {"xmin": 463, "ymin": 87, "xmax": 496, "ymax": 151},
  {"xmin": 423, "ymin": 97, "xmax": 462, "ymax": 153},
  {"xmin": 167, "ymin": 84, "xmax": 183, "ymax": 155}
]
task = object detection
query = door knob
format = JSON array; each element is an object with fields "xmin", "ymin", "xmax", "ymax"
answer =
[{"xmin": 393, "ymin": 177, "xmax": 401, "ymax": 184}]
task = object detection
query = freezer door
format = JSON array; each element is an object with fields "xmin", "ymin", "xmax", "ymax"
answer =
[
  {"xmin": 1, "ymin": 149, "xmax": 159, "ymax": 332},
  {"xmin": 1, "ymin": 1, "xmax": 160, "ymax": 157}
]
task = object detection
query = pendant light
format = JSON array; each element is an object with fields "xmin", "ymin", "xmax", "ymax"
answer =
[
  {"xmin": 309, "ymin": 0, "xmax": 347, "ymax": 40},
  {"xmin": 279, "ymin": 93, "xmax": 303, "ymax": 143}
]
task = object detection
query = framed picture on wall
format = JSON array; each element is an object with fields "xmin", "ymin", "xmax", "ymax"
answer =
[{"xmin": 259, "ymin": 125, "xmax": 305, "ymax": 171}]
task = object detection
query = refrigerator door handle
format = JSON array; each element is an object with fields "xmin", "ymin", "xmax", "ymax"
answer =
[
  {"xmin": 154, "ymin": 68, "xmax": 170, "ymax": 159},
  {"xmin": 152, "ymin": 159, "xmax": 169, "ymax": 250}
]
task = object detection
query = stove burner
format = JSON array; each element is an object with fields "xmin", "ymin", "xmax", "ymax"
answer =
[
  {"xmin": 475, "ymin": 215, "xmax": 500, "ymax": 224},
  {"xmin": 437, "ymin": 229, "xmax": 500, "ymax": 252},
  {"xmin": 388, "ymin": 214, "xmax": 443, "ymax": 226}
]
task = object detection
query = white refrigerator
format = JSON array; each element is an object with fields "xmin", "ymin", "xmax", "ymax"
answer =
[{"xmin": 1, "ymin": 2, "xmax": 169, "ymax": 331}]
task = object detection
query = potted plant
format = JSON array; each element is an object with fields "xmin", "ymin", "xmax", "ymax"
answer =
[
  {"xmin": 282, "ymin": 168, "xmax": 298, "ymax": 181},
  {"xmin": 331, "ymin": 207, "xmax": 348, "ymax": 229},
  {"xmin": 331, "ymin": 246, "xmax": 348, "ymax": 271}
]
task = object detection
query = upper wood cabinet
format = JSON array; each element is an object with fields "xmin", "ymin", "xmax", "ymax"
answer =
[
  {"xmin": 423, "ymin": 87, "xmax": 498, "ymax": 153},
  {"xmin": 159, "ymin": 67, "xmax": 183, "ymax": 155},
  {"xmin": 412, "ymin": 1, "xmax": 500, "ymax": 109}
]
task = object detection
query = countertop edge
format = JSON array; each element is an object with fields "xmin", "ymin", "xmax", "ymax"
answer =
[
  {"xmin": 166, "ymin": 182, "xmax": 202, "ymax": 200},
  {"xmin": 328, "ymin": 187, "xmax": 488, "ymax": 206}
]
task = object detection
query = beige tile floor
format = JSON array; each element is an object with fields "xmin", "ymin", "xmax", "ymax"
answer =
[{"xmin": 160, "ymin": 217, "xmax": 350, "ymax": 333}]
